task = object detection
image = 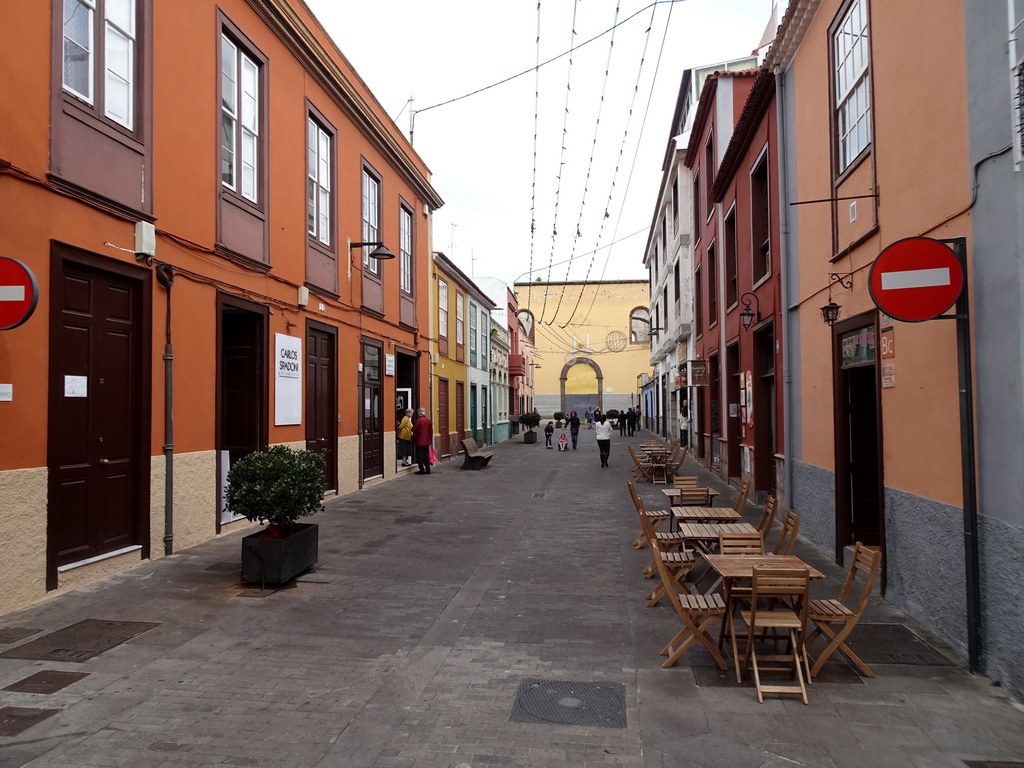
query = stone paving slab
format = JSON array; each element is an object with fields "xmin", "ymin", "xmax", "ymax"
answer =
[{"xmin": 0, "ymin": 431, "xmax": 1022, "ymax": 767}]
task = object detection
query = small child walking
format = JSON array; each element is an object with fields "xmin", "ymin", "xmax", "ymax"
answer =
[
  {"xmin": 544, "ymin": 421, "xmax": 555, "ymax": 448},
  {"xmin": 557, "ymin": 433, "xmax": 569, "ymax": 451}
]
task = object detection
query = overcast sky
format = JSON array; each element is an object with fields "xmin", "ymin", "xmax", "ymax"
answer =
[{"xmin": 304, "ymin": 0, "xmax": 774, "ymax": 292}]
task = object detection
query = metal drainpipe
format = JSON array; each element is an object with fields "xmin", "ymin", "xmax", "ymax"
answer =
[
  {"xmin": 774, "ymin": 69, "xmax": 796, "ymax": 510},
  {"xmin": 156, "ymin": 263, "xmax": 175, "ymax": 556}
]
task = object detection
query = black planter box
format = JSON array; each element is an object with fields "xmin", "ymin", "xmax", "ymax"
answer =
[
  {"xmin": 241, "ymin": 523, "xmax": 318, "ymax": 586},
  {"xmin": 523, "ymin": 431, "xmax": 537, "ymax": 444}
]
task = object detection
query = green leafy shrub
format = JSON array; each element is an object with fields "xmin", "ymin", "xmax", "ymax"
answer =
[
  {"xmin": 606, "ymin": 409, "xmax": 620, "ymax": 420},
  {"xmin": 518, "ymin": 412, "xmax": 542, "ymax": 431},
  {"xmin": 225, "ymin": 445, "xmax": 326, "ymax": 535},
  {"xmin": 553, "ymin": 411, "xmax": 566, "ymax": 422}
]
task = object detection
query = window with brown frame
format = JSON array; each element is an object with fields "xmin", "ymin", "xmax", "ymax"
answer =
[
  {"xmin": 724, "ymin": 208, "xmax": 737, "ymax": 308},
  {"xmin": 707, "ymin": 241, "xmax": 718, "ymax": 326},
  {"xmin": 305, "ymin": 104, "xmax": 337, "ymax": 292},
  {"xmin": 695, "ymin": 267, "xmax": 703, "ymax": 338},
  {"xmin": 750, "ymin": 153, "xmax": 770, "ymax": 283},
  {"xmin": 52, "ymin": 0, "xmax": 152, "ymax": 213},
  {"xmin": 704, "ymin": 131, "xmax": 715, "ymax": 215},
  {"xmin": 692, "ymin": 173, "xmax": 701, "ymax": 241}
]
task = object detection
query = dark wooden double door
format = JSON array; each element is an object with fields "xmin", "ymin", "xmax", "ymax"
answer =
[
  {"xmin": 306, "ymin": 324, "xmax": 337, "ymax": 491},
  {"xmin": 48, "ymin": 252, "xmax": 150, "ymax": 586}
]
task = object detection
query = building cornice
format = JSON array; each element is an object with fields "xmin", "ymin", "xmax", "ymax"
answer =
[
  {"xmin": 247, "ymin": 0, "xmax": 445, "ymax": 210},
  {"xmin": 765, "ymin": 0, "xmax": 823, "ymax": 73}
]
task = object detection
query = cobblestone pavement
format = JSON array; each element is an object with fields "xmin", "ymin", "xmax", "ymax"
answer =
[{"xmin": 1, "ymin": 432, "xmax": 1022, "ymax": 767}]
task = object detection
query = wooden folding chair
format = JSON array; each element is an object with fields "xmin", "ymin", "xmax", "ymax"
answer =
[
  {"xmin": 628, "ymin": 443, "xmax": 656, "ymax": 483},
  {"xmin": 676, "ymin": 487, "xmax": 711, "ymax": 506},
  {"xmin": 630, "ymin": 486, "xmax": 696, "ymax": 605},
  {"xmin": 650, "ymin": 541, "xmax": 728, "ymax": 670},
  {"xmin": 770, "ymin": 510, "xmax": 801, "ymax": 555},
  {"xmin": 757, "ymin": 496, "xmax": 778, "ymax": 537},
  {"xmin": 737, "ymin": 566, "xmax": 812, "ymax": 704},
  {"xmin": 672, "ymin": 475, "xmax": 699, "ymax": 488},
  {"xmin": 806, "ymin": 542, "xmax": 881, "ymax": 678},
  {"xmin": 731, "ymin": 478, "xmax": 752, "ymax": 514},
  {"xmin": 666, "ymin": 445, "xmax": 689, "ymax": 481},
  {"xmin": 699, "ymin": 530, "xmax": 765, "ymax": 596},
  {"xmin": 628, "ymin": 480, "xmax": 669, "ymax": 549}
]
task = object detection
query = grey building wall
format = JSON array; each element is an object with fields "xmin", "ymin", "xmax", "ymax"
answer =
[
  {"xmin": 790, "ymin": 460, "xmax": 836, "ymax": 554},
  {"xmin": 965, "ymin": 0, "xmax": 1024, "ymax": 696}
]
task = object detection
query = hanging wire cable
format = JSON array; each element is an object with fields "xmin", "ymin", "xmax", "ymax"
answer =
[
  {"xmin": 410, "ymin": 0, "xmax": 689, "ymax": 120},
  {"xmin": 543, "ymin": 0, "xmax": 623, "ymax": 327},
  {"xmin": 560, "ymin": 1, "xmax": 658, "ymax": 329},
  {"xmin": 537, "ymin": 0, "xmax": 581, "ymax": 326},
  {"xmin": 527, "ymin": 1, "xmax": 543, "ymax": 314},
  {"xmin": 579, "ymin": 0, "xmax": 676, "ymax": 325}
]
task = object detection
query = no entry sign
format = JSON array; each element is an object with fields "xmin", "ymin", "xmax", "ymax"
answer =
[
  {"xmin": 868, "ymin": 237, "xmax": 963, "ymax": 322},
  {"xmin": 0, "ymin": 257, "xmax": 39, "ymax": 331}
]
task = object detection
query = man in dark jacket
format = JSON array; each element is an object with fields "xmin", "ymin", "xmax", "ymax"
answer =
[
  {"xmin": 626, "ymin": 407, "xmax": 637, "ymax": 436},
  {"xmin": 412, "ymin": 407, "xmax": 434, "ymax": 475},
  {"xmin": 567, "ymin": 411, "xmax": 582, "ymax": 449}
]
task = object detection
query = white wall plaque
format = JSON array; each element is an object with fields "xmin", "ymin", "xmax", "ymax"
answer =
[
  {"xmin": 274, "ymin": 333, "xmax": 302, "ymax": 425},
  {"xmin": 64, "ymin": 375, "xmax": 87, "ymax": 398}
]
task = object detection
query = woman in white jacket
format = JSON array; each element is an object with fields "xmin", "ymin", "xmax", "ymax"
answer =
[{"xmin": 595, "ymin": 413, "xmax": 613, "ymax": 467}]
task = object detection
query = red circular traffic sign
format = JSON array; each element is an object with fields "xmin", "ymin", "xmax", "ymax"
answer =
[
  {"xmin": 868, "ymin": 237, "xmax": 963, "ymax": 322},
  {"xmin": 0, "ymin": 257, "xmax": 40, "ymax": 331}
]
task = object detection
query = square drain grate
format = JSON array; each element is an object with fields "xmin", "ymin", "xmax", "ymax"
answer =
[
  {"xmin": 692, "ymin": 662, "xmax": 863, "ymax": 688},
  {"xmin": 509, "ymin": 679, "xmax": 626, "ymax": 728},
  {"xmin": 0, "ymin": 627, "xmax": 41, "ymax": 645},
  {"xmin": 0, "ymin": 707, "xmax": 59, "ymax": 737},
  {"xmin": 0, "ymin": 620, "xmax": 159, "ymax": 663},
  {"xmin": 845, "ymin": 624, "xmax": 952, "ymax": 666},
  {"xmin": 3, "ymin": 670, "xmax": 89, "ymax": 694}
]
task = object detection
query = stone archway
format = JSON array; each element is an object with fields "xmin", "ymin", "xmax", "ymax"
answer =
[{"xmin": 560, "ymin": 357, "xmax": 604, "ymax": 414}]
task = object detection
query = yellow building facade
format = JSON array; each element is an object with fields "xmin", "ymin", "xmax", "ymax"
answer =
[{"xmin": 513, "ymin": 280, "xmax": 651, "ymax": 417}]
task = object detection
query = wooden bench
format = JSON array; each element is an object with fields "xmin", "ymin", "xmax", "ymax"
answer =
[{"xmin": 459, "ymin": 438, "xmax": 494, "ymax": 470}]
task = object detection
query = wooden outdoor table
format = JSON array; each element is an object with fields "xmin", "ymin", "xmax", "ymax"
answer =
[
  {"xmin": 671, "ymin": 506, "xmax": 742, "ymax": 523},
  {"xmin": 663, "ymin": 487, "xmax": 721, "ymax": 505},
  {"xmin": 703, "ymin": 554, "xmax": 825, "ymax": 681},
  {"xmin": 678, "ymin": 522, "xmax": 757, "ymax": 550}
]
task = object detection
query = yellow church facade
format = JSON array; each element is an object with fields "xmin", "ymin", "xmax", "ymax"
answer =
[{"xmin": 512, "ymin": 280, "xmax": 651, "ymax": 417}]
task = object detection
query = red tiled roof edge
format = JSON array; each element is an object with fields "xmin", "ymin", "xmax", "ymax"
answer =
[{"xmin": 712, "ymin": 67, "xmax": 776, "ymax": 202}]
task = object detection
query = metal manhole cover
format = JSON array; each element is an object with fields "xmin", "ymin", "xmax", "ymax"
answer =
[
  {"xmin": 4, "ymin": 670, "xmax": 89, "ymax": 694},
  {"xmin": 0, "ymin": 627, "xmax": 41, "ymax": 644},
  {"xmin": 0, "ymin": 620, "xmax": 159, "ymax": 663},
  {"xmin": 845, "ymin": 624, "xmax": 952, "ymax": 665},
  {"xmin": 509, "ymin": 679, "xmax": 626, "ymax": 728},
  {"xmin": 0, "ymin": 707, "xmax": 59, "ymax": 737}
]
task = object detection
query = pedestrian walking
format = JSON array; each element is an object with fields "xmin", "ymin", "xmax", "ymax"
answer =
[
  {"xmin": 626, "ymin": 406, "xmax": 637, "ymax": 436},
  {"xmin": 585, "ymin": 408, "xmax": 594, "ymax": 429},
  {"xmin": 397, "ymin": 408, "xmax": 414, "ymax": 466},
  {"xmin": 544, "ymin": 420, "xmax": 555, "ymax": 449},
  {"xmin": 617, "ymin": 409, "xmax": 627, "ymax": 436},
  {"xmin": 412, "ymin": 407, "xmax": 433, "ymax": 475},
  {"xmin": 595, "ymin": 413, "xmax": 613, "ymax": 467},
  {"xmin": 568, "ymin": 411, "xmax": 581, "ymax": 449}
]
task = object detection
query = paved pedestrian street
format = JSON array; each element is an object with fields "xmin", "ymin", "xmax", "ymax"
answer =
[{"xmin": 1, "ymin": 435, "xmax": 1022, "ymax": 768}]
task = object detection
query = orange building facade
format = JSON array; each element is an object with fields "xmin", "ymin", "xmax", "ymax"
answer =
[{"xmin": 0, "ymin": 0, "xmax": 442, "ymax": 614}]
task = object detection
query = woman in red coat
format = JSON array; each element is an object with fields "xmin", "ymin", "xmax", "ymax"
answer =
[{"xmin": 412, "ymin": 407, "xmax": 434, "ymax": 475}]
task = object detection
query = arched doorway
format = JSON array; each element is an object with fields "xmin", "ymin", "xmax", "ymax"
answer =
[{"xmin": 560, "ymin": 357, "xmax": 603, "ymax": 414}]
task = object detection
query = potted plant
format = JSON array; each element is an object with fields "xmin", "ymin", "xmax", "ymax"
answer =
[
  {"xmin": 553, "ymin": 410, "xmax": 565, "ymax": 428},
  {"xmin": 225, "ymin": 445, "xmax": 327, "ymax": 586},
  {"xmin": 606, "ymin": 408, "xmax": 620, "ymax": 421},
  {"xmin": 518, "ymin": 411, "xmax": 541, "ymax": 443}
]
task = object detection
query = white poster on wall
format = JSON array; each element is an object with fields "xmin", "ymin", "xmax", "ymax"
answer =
[{"xmin": 275, "ymin": 333, "xmax": 302, "ymax": 425}]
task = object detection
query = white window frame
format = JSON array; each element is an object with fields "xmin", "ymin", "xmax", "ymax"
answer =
[
  {"xmin": 479, "ymin": 309, "xmax": 489, "ymax": 368},
  {"xmin": 221, "ymin": 33, "xmax": 259, "ymax": 202},
  {"xmin": 400, "ymin": 205, "xmax": 413, "ymax": 294},
  {"xmin": 62, "ymin": 0, "xmax": 137, "ymax": 130},
  {"xmin": 362, "ymin": 169, "xmax": 381, "ymax": 275},
  {"xmin": 307, "ymin": 117, "xmax": 331, "ymax": 245},
  {"xmin": 833, "ymin": 0, "xmax": 871, "ymax": 172},
  {"xmin": 438, "ymin": 280, "xmax": 448, "ymax": 339},
  {"xmin": 469, "ymin": 302, "xmax": 478, "ymax": 367},
  {"xmin": 456, "ymin": 293, "xmax": 465, "ymax": 345}
]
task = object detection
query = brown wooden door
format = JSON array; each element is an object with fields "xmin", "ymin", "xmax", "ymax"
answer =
[
  {"xmin": 437, "ymin": 378, "xmax": 449, "ymax": 455},
  {"xmin": 306, "ymin": 323, "xmax": 337, "ymax": 492},
  {"xmin": 455, "ymin": 381, "xmax": 465, "ymax": 454},
  {"xmin": 218, "ymin": 299, "xmax": 267, "ymax": 524},
  {"xmin": 48, "ymin": 257, "xmax": 149, "ymax": 578},
  {"xmin": 361, "ymin": 339, "xmax": 383, "ymax": 478}
]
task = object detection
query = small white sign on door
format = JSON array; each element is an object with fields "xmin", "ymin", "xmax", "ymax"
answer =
[{"xmin": 64, "ymin": 375, "xmax": 87, "ymax": 398}]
